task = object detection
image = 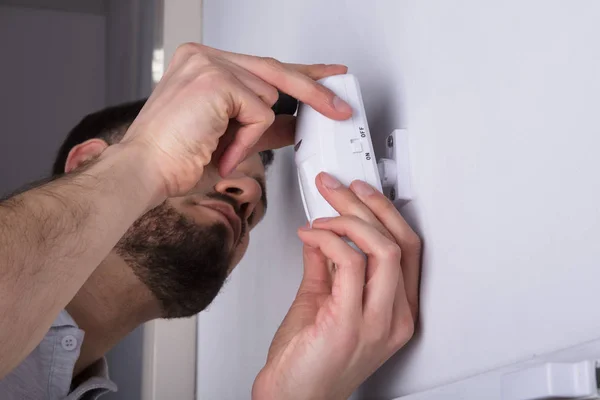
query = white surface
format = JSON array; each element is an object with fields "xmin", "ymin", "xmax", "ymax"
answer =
[
  {"xmin": 501, "ymin": 361, "xmax": 598, "ymax": 400},
  {"xmin": 163, "ymin": 0, "xmax": 203, "ymax": 65},
  {"xmin": 142, "ymin": 318, "xmax": 197, "ymax": 400},
  {"xmin": 295, "ymin": 74, "xmax": 382, "ymax": 223},
  {"xmin": 399, "ymin": 338, "xmax": 600, "ymax": 400},
  {"xmin": 199, "ymin": 1, "xmax": 600, "ymax": 399}
]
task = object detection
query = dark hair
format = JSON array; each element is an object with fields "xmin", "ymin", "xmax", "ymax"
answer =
[{"xmin": 52, "ymin": 98, "xmax": 274, "ymax": 175}]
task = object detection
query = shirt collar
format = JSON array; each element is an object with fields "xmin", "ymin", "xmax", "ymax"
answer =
[
  {"xmin": 52, "ymin": 309, "xmax": 78, "ymax": 328},
  {"xmin": 52, "ymin": 310, "xmax": 118, "ymax": 398}
]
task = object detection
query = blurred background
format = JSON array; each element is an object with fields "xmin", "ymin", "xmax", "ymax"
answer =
[
  {"xmin": 0, "ymin": 1, "xmax": 162, "ymax": 399},
  {"xmin": 0, "ymin": 0, "xmax": 161, "ymax": 193}
]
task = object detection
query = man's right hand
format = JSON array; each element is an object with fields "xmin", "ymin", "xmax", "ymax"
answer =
[
  {"xmin": 253, "ymin": 173, "xmax": 422, "ymax": 400},
  {"xmin": 117, "ymin": 43, "xmax": 352, "ymax": 205}
]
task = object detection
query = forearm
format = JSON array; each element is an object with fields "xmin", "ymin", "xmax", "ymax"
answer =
[{"xmin": 0, "ymin": 143, "xmax": 161, "ymax": 377}]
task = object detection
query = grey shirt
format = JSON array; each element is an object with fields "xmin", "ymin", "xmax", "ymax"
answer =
[{"xmin": 0, "ymin": 310, "xmax": 117, "ymax": 399}]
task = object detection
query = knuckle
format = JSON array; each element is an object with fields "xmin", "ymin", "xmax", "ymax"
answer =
[
  {"xmin": 341, "ymin": 251, "xmax": 366, "ymax": 268},
  {"xmin": 381, "ymin": 229, "xmax": 396, "ymax": 243},
  {"xmin": 176, "ymin": 42, "xmax": 202, "ymax": 56},
  {"xmin": 264, "ymin": 87, "xmax": 280, "ymax": 106},
  {"xmin": 409, "ymin": 302, "xmax": 420, "ymax": 323},
  {"xmin": 195, "ymin": 65, "xmax": 233, "ymax": 85},
  {"xmin": 261, "ymin": 56, "xmax": 284, "ymax": 70},
  {"xmin": 379, "ymin": 243, "xmax": 402, "ymax": 262},
  {"xmin": 391, "ymin": 315, "xmax": 416, "ymax": 350},
  {"xmin": 405, "ymin": 233, "xmax": 422, "ymax": 253},
  {"xmin": 264, "ymin": 109, "xmax": 276, "ymax": 125},
  {"xmin": 188, "ymin": 51, "xmax": 211, "ymax": 67}
]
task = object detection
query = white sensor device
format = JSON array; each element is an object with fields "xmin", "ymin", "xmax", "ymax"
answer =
[
  {"xmin": 295, "ymin": 74, "xmax": 383, "ymax": 223},
  {"xmin": 294, "ymin": 74, "xmax": 413, "ymax": 224}
]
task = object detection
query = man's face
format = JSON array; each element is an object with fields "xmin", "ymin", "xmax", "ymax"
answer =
[{"xmin": 115, "ymin": 154, "xmax": 268, "ymax": 318}]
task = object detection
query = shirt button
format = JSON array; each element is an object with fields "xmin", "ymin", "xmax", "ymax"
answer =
[{"xmin": 61, "ymin": 335, "xmax": 78, "ymax": 351}]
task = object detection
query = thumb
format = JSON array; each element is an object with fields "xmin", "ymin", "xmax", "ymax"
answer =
[
  {"xmin": 299, "ymin": 244, "xmax": 333, "ymax": 295},
  {"xmin": 215, "ymin": 115, "xmax": 296, "ymax": 176},
  {"xmin": 248, "ymin": 114, "xmax": 296, "ymax": 154},
  {"xmin": 266, "ymin": 245, "xmax": 330, "ymax": 362}
]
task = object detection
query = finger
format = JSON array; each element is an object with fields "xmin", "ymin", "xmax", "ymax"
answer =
[
  {"xmin": 248, "ymin": 115, "xmax": 296, "ymax": 154},
  {"xmin": 218, "ymin": 114, "xmax": 295, "ymax": 155},
  {"xmin": 316, "ymin": 172, "xmax": 395, "ymax": 284},
  {"xmin": 163, "ymin": 42, "xmax": 209, "ymax": 79},
  {"xmin": 218, "ymin": 52, "xmax": 353, "ymax": 120},
  {"xmin": 283, "ymin": 63, "xmax": 348, "ymax": 80},
  {"xmin": 299, "ymin": 244, "xmax": 333, "ymax": 295},
  {"xmin": 221, "ymin": 59, "xmax": 280, "ymax": 106},
  {"xmin": 297, "ymin": 227, "xmax": 365, "ymax": 322},
  {"xmin": 217, "ymin": 77, "xmax": 276, "ymax": 176},
  {"xmin": 316, "ymin": 172, "xmax": 395, "ymax": 244},
  {"xmin": 311, "ymin": 216, "xmax": 400, "ymax": 323},
  {"xmin": 272, "ymin": 245, "xmax": 331, "ymax": 348},
  {"xmin": 350, "ymin": 180, "xmax": 422, "ymax": 321},
  {"xmin": 212, "ymin": 115, "xmax": 295, "ymax": 169},
  {"xmin": 389, "ymin": 273, "xmax": 415, "ymax": 352}
]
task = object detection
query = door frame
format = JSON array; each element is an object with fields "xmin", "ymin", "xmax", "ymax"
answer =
[{"xmin": 141, "ymin": 1, "xmax": 203, "ymax": 399}]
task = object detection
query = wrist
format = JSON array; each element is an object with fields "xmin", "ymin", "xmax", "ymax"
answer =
[
  {"xmin": 252, "ymin": 369, "xmax": 325, "ymax": 400},
  {"xmin": 97, "ymin": 142, "xmax": 167, "ymax": 211},
  {"xmin": 253, "ymin": 366, "xmax": 351, "ymax": 400}
]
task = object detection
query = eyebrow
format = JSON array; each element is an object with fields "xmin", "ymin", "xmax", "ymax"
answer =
[{"xmin": 254, "ymin": 175, "xmax": 268, "ymax": 212}]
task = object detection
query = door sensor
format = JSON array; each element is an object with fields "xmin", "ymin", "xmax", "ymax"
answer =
[{"xmin": 294, "ymin": 74, "xmax": 412, "ymax": 223}]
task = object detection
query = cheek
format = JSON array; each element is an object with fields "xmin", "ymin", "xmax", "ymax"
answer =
[{"xmin": 189, "ymin": 165, "xmax": 220, "ymax": 194}]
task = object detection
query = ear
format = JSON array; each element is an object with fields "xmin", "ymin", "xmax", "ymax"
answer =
[{"xmin": 64, "ymin": 138, "xmax": 109, "ymax": 173}]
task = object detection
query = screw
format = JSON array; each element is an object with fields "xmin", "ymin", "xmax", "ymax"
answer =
[
  {"xmin": 387, "ymin": 135, "xmax": 394, "ymax": 148},
  {"xmin": 389, "ymin": 187, "xmax": 396, "ymax": 201}
]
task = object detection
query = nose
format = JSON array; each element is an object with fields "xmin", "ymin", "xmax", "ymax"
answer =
[{"xmin": 214, "ymin": 174, "xmax": 262, "ymax": 221}]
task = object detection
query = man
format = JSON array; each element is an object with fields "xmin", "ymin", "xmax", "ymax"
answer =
[{"xmin": 0, "ymin": 44, "xmax": 421, "ymax": 399}]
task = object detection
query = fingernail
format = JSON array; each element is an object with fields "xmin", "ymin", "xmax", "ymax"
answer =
[
  {"xmin": 333, "ymin": 96, "xmax": 352, "ymax": 114},
  {"xmin": 351, "ymin": 180, "xmax": 375, "ymax": 197},
  {"xmin": 298, "ymin": 225, "xmax": 311, "ymax": 231},
  {"xmin": 320, "ymin": 172, "xmax": 341, "ymax": 189},
  {"xmin": 313, "ymin": 217, "xmax": 333, "ymax": 224}
]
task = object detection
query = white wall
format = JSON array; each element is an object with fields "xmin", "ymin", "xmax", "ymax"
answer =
[
  {"xmin": 0, "ymin": 5, "xmax": 106, "ymax": 194},
  {"xmin": 198, "ymin": 1, "xmax": 600, "ymax": 399}
]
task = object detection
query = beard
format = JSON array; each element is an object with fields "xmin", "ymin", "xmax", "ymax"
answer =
[{"xmin": 115, "ymin": 202, "xmax": 232, "ymax": 319}]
